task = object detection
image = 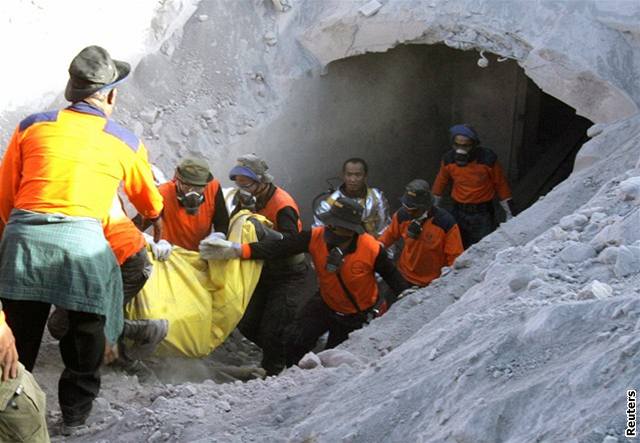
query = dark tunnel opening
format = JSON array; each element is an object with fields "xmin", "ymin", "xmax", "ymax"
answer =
[{"xmin": 288, "ymin": 43, "xmax": 593, "ymax": 223}]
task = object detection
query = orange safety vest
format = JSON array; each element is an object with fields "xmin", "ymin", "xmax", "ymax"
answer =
[
  {"xmin": 257, "ymin": 186, "xmax": 302, "ymax": 232},
  {"xmin": 103, "ymin": 195, "xmax": 145, "ymax": 265},
  {"xmin": 378, "ymin": 207, "xmax": 463, "ymax": 286},
  {"xmin": 308, "ymin": 226, "xmax": 379, "ymax": 314},
  {"xmin": 159, "ymin": 179, "xmax": 221, "ymax": 251}
]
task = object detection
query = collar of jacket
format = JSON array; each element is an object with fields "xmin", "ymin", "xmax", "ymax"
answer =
[
  {"xmin": 255, "ymin": 183, "xmax": 276, "ymax": 211},
  {"xmin": 339, "ymin": 183, "xmax": 368, "ymax": 199},
  {"xmin": 67, "ymin": 101, "xmax": 107, "ymax": 118}
]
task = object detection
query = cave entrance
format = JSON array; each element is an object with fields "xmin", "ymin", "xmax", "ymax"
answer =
[{"xmin": 297, "ymin": 43, "xmax": 592, "ymax": 219}]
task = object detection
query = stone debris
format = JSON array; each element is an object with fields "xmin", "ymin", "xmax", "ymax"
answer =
[{"xmin": 359, "ymin": 0, "xmax": 383, "ymax": 17}]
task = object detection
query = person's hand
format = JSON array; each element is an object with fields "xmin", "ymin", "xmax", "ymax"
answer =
[
  {"xmin": 203, "ymin": 231, "xmax": 227, "ymax": 242},
  {"xmin": 103, "ymin": 342, "xmax": 119, "ymax": 365},
  {"xmin": 199, "ymin": 236, "xmax": 242, "ymax": 260},
  {"xmin": 0, "ymin": 321, "xmax": 19, "ymax": 381},
  {"xmin": 151, "ymin": 217, "xmax": 163, "ymax": 243},
  {"xmin": 432, "ymin": 195, "xmax": 442, "ymax": 207},
  {"xmin": 150, "ymin": 239, "xmax": 173, "ymax": 261},
  {"xmin": 499, "ymin": 199, "xmax": 514, "ymax": 222}
]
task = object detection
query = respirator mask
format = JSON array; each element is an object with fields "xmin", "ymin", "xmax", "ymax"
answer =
[
  {"xmin": 177, "ymin": 191, "xmax": 205, "ymax": 215},
  {"xmin": 237, "ymin": 188, "xmax": 257, "ymax": 211},
  {"xmin": 325, "ymin": 247, "xmax": 345, "ymax": 273},
  {"xmin": 407, "ymin": 218, "xmax": 424, "ymax": 239},
  {"xmin": 324, "ymin": 228, "xmax": 353, "ymax": 273},
  {"xmin": 402, "ymin": 203, "xmax": 430, "ymax": 239},
  {"xmin": 454, "ymin": 150, "xmax": 469, "ymax": 167},
  {"xmin": 452, "ymin": 143, "xmax": 474, "ymax": 167}
]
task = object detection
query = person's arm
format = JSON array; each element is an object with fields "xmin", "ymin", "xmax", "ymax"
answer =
[
  {"xmin": 242, "ymin": 230, "xmax": 312, "ymax": 260},
  {"xmin": 375, "ymin": 189, "xmax": 392, "ymax": 236},
  {"xmin": 374, "ymin": 245, "xmax": 411, "ymax": 302},
  {"xmin": 212, "ymin": 185, "xmax": 230, "ymax": 235},
  {"xmin": 121, "ymin": 144, "xmax": 164, "ymax": 241},
  {"xmin": 0, "ymin": 306, "xmax": 19, "ymax": 382},
  {"xmin": 275, "ymin": 206, "xmax": 301, "ymax": 235},
  {"xmin": 0, "ymin": 127, "xmax": 23, "ymax": 225},
  {"xmin": 491, "ymin": 161, "xmax": 514, "ymax": 219},
  {"xmin": 444, "ymin": 224, "xmax": 464, "ymax": 266},
  {"xmin": 431, "ymin": 160, "xmax": 450, "ymax": 202},
  {"xmin": 377, "ymin": 213, "xmax": 401, "ymax": 248},
  {"xmin": 491, "ymin": 161, "xmax": 512, "ymax": 202},
  {"xmin": 313, "ymin": 192, "xmax": 337, "ymax": 227}
]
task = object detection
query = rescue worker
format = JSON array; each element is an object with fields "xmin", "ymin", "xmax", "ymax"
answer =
[
  {"xmin": 0, "ymin": 303, "xmax": 49, "ymax": 442},
  {"xmin": 378, "ymin": 179, "xmax": 463, "ymax": 287},
  {"xmin": 48, "ymin": 195, "xmax": 169, "ymax": 365},
  {"xmin": 206, "ymin": 197, "xmax": 410, "ymax": 365},
  {"xmin": 0, "ymin": 46, "xmax": 164, "ymax": 434},
  {"xmin": 146, "ymin": 158, "xmax": 229, "ymax": 260},
  {"xmin": 228, "ymin": 154, "xmax": 308, "ymax": 375},
  {"xmin": 432, "ymin": 124, "xmax": 514, "ymax": 249},
  {"xmin": 314, "ymin": 158, "xmax": 391, "ymax": 237}
]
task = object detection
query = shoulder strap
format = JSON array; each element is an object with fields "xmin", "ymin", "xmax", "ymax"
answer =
[{"xmin": 336, "ymin": 271, "xmax": 363, "ymax": 314}]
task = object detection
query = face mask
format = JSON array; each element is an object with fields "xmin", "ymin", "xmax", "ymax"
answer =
[
  {"xmin": 454, "ymin": 148, "xmax": 470, "ymax": 167},
  {"xmin": 177, "ymin": 191, "xmax": 204, "ymax": 215},
  {"xmin": 236, "ymin": 188, "xmax": 257, "ymax": 211},
  {"xmin": 403, "ymin": 208, "xmax": 430, "ymax": 239},
  {"xmin": 323, "ymin": 228, "xmax": 353, "ymax": 248},
  {"xmin": 325, "ymin": 247, "xmax": 344, "ymax": 273}
]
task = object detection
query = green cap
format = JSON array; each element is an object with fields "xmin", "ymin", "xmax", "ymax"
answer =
[
  {"xmin": 64, "ymin": 45, "xmax": 130, "ymax": 103},
  {"xmin": 176, "ymin": 158, "xmax": 213, "ymax": 186}
]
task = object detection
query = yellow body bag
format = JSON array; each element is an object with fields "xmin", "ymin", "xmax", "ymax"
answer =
[{"xmin": 124, "ymin": 211, "xmax": 264, "ymax": 357}]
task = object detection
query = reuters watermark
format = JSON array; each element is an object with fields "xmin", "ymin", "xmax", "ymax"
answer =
[{"xmin": 628, "ymin": 390, "xmax": 637, "ymax": 438}]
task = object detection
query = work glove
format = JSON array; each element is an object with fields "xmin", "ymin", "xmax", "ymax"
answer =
[
  {"xmin": 432, "ymin": 195, "xmax": 442, "ymax": 207},
  {"xmin": 499, "ymin": 199, "xmax": 514, "ymax": 221},
  {"xmin": 143, "ymin": 234, "xmax": 173, "ymax": 261},
  {"xmin": 199, "ymin": 235, "xmax": 242, "ymax": 260},
  {"xmin": 202, "ymin": 231, "xmax": 227, "ymax": 243},
  {"xmin": 151, "ymin": 239, "xmax": 173, "ymax": 261}
]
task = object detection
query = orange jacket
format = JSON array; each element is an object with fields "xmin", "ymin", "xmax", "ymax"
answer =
[
  {"xmin": 379, "ymin": 207, "xmax": 463, "ymax": 286},
  {"xmin": 432, "ymin": 147, "xmax": 511, "ymax": 204},
  {"xmin": 309, "ymin": 227, "xmax": 379, "ymax": 314},
  {"xmin": 159, "ymin": 179, "xmax": 224, "ymax": 251},
  {"xmin": 0, "ymin": 102, "xmax": 163, "ymax": 224},
  {"xmin": 103, "ymin": 195, "xmax": 145, "ymax": 265},
  {"xmin": 257, "ymin": 186, "xmax": 302, "ymax": 233}
]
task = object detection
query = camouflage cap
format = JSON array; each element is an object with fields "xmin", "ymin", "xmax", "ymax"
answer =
[
  {"xmin": 175, "ymin": 158, "xmax": 213, "ymax": 186},
  {"xmin": 228, "ymin": 153, "xmax": 274, "ymax": 183}
]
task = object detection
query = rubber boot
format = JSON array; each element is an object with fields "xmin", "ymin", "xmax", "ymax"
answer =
[{"xmin": 121, "ymin": 319, "xmax": 169, "ymax": 361}]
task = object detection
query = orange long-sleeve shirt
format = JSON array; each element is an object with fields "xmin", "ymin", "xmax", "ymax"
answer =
[
  {"xmin": 0, "ymin": 102, "xmax": 163, "ymax": 224},
  {"xmin": 378, "ymin": 207, "xmax": 463, "ymax": 286},
  {"xmin": 103, "ymin": 195, "xmax": 146, "ymax": 265},
  {"xmin": 432, "ymin": 147, "xmax": 512, "ymax": 204}
]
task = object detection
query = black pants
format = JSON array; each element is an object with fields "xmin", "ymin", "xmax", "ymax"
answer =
[
  {"xmin": 120, "ymin": 247, "xmax": 152, "ymax": 306},
  {"xmin": 452, "ymin": 205, "xmax": 496, "ymax": 249},
  {"xmin": 2, "ymin": 299, "xmax": 105, "ymax": 426},
  {"xmin": 237, "ymin": 266, "xmax": 307, "ymax": 376},
  {"xmin": 285, "ymin": 291, "xmax": 367, "ymax": 366}
]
